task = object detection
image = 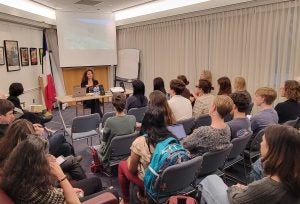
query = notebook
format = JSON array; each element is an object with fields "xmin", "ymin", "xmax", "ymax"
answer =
[
  {"xmin": 167, "ymin": 124, "xmax": 187, "ymax": 140},
  {"xmin": 72, "ymin": 86, "xmax": 86, "ymax": 97}
]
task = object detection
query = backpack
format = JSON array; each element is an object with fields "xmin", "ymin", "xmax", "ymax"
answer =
[
  {"xmin": 166, "ymin": 195, "xmax": 198, "ymax": 204},
  {"xmin": 144, "ymin": 136, "xmax": 191, "ymax": 198}
]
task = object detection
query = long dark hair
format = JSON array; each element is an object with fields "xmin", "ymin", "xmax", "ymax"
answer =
[
  {"xmin": 153, "ymin": 77, "xmax": 166, "ymax": 94},
  {"xmin": 132, "ymin": 80, "xmax": 147, "ymax": 105},
  {"xmin": 81, "ymin": 68, "xmax": 94, "ymax": 85},
  {"xmin": 1, "ymin": 135, "xmax": 53, "ymax": 198},
  {"xmin": 262, "ymin": 125, "xmax": 300, "ymax": 197},
  {"xmin": 0, "ymin": 119, "xmax": 35, "ymax": 166},
  {"xmin": 139, "ymin": 108, "xmax": 174, "ymax": 149},
  {"xmin": 217, "ymin": 76, "xmax": 232, "ymax": 95}
]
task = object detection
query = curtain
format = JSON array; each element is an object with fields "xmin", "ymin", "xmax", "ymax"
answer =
[
  {"xmin": 45, "ymin": 28, "xmax": 66, "ymax": 97},
  {"xmin": 117, "ymin": 0, "xmax": 300, "ymax": 108}
]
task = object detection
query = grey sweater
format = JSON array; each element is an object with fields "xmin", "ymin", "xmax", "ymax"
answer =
[{"xmin": 228, "ymin": 177, "xmax": 298, "ymax": 204}]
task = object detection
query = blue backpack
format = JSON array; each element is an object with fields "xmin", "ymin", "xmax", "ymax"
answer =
[{"xmin": 144, "ymin": 136, "xmax": 191, "ymax": 198}]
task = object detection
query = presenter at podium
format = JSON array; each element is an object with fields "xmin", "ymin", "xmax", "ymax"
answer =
[{"xmin": 80, "ymin": 68, "xmax": 103, "ymax": 117}]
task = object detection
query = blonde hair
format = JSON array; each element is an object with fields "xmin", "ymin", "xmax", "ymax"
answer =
[
  {"xmin": 234, "ymin": 77, "xmax": 246, "ymax": 91},
  {"xmin": 255, "ymin": 87, "xmax": 277, "ymax": 105},
  {"xmin": 213, "ymin": 95, "xmax": 234, "ymax": 119},
  {"xmin": 200, "ymin": 70, "xmax": 212, "ymax": 83}
]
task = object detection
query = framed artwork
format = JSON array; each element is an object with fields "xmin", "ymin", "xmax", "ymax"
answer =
[
  {"xmin": 30, "ymin": 48, "xmax": 38, "ymax": 65},
  {"xmin": 0, "ymin": 47, "xmax": 4, "ymax": 65},
  {"xmin": 39, "ymin": 48, "xmax": 43, "ymax": 65},
  {"xmin": 4, "ymin": 40, "xmax": 20, "ymax": 71},
  {"xmin": 20, "ymin": 47, "xmax": 29, "ymax": 66}
]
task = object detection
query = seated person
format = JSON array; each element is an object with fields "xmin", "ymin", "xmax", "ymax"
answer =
[
  {"xmin": 168, "ymin": 79, "xmax": 192, "ymax": 121},
  {"xmin": 227, "ymin": 92, "xmax": 251, "ymax": 139},
  {"xmin": 118, "ymin": 108, "xmax": 171, "ymax": 204},
  {"xmin": 0, "ymin": 135, "xmax": 113, "ymax": 203},
  {"xmin": 80, "ymin": 68, "xmax": 103, "ymax": 117},
  {"xmin": 177, "ymin": 75, "xmax": 191, "ymax": 99},
  {"xmin": 126, "ymin": 80, "xmax": 148, "ymax": 111},
  {"xmin": 0, "ymin": 119, "xmax": 86, "ymax": 181},
  {"xmin": 96, "ymin": 93, "xmax": 136, "ymax": 163},
  {"xmin": 182, "ymin": 95, "xmax": 233, "ymax": 156},
  {"xmin": 192, "ymin": 79, "xmax": 215, "ymax": 117},
  {"xmin": 275, "ymin": 80, "xmax": 300, "ymax": 123},
  {"xmin": 7, "ymin": 82, "xmax": 49, "ymax": 125},
  {"xmin": 200, "ymin": 125, "xmax": 300, "ymax": 204},
  {"xmin": 251, "ymin": 87, "xmax": 278, "ymax": 137},
  {"xmin": 153, "ymin": 77, "xmax": 167, "ymax": 95},
  {"xmin": 0, "ymin": 99, "xmax": 75, "ymax": 158},
  {"xmin": 149, "ymin": 90, "xmax": 176, "ymax": 125},
  {"xmin": 217, "ymin": 76, "xmax": 232, "ymax": 96},
  {"xmin": 233, "ymin": 76, "xmax": 252, "ymax": 102}
]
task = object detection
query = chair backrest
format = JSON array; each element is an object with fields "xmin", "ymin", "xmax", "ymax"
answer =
[
  {"xmin": 246, "ymin": 102, "xmax": 254, "ymax": 115},
  {"xmin": 198, "ymin": 144, "xmax": 233, "ymax": 176},
  {"xmin": 249, "ymin": 128, "xmax": 265, "ymax": 151},
  {"xmin": 155, "ymin": 156, "xmax": 203, "ymax": 194},
  {"xmin": 71, "ymin": 113, "xmax": 100, "ymax": 133},
  {"xmin": 108, "ymin": 132, "xmax": 139, "ymax": 157},
  {"xmin": 127, "ymin": 106, "xmax": 148, "ymax": 123},
  {"xmin": 228, "ymin": 131, "xmax": 252, "ymax": 160},
  {"xmin": 194, "ymin": 114, "xmax": 211, "ymax": 129},
  {"xmin": 284, "ymin": 117, "xmax": 300, "ymax": 128},
  {"xmin": 102, "ymin": 111, "xmax": 116, "ymax": 127},
  {"xmin": 175, "ymin": 117, "xmax": 195, "ymax": 135}
]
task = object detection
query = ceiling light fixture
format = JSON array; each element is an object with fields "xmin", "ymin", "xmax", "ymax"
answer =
[
  {"xmin": 0, "ymin": 0, "xmax": 56, "ymax": 19},
  {"xmin": 115, "ymin": 0, "xmax": 210, "ymax": 21}
]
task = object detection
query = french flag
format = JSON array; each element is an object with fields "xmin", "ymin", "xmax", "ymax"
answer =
[{"xmin": 42, "ymin": 29, "xmax": 56, "ymax": 111}]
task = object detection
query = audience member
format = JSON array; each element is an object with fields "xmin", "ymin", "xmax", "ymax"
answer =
[
  {"xmin": 81, "ymin": 68, "xmax": 103, "ymax": 117},
  {"xmin": 233, "ymin": 76, "xmax": 252, "ymax": 102},
  {"xmin": 177, "ymin": 75, "xmax": 191, "ymax": 99},
  {"xmin": 96, "ymin": 93, "xmax": 136, "ymax": 163},
  {"xmin": 200, "ymin": 70, "xmax": 213, "ymax": 83},
  {"xmin": 0, "ymin": 119, "xmax": 86, "ymax": 181},
  {"xmin": 7, "ymin": 82, "xmax": 48, "ymax": 125},
  {"xmin": 126, "ymin": 80, "xmax": 148, "ymax": 111},
  {"xmin": 227, "ymin": 92, "xmax": 251, "ymax": 139},
  {"xmin": 192, "ymin": 79, "xmax": 215, "ymax": 117},
  {"xmin": 182, "ymin": 95, "xmax": 233, "ymax": 156},
  {"xmin": 149, "ymin": 90, "xmax": 176, "ymax": 125},
  {"xmin": 275, "ymin": 80, "xmax": 300, "ymax": 123},
  {"xmin": 118, "ymin": 108, "xmax": 173, "ymax": 204},
  {"xmin": 217, "ymin": 76, "xmax": 232, "ymax": 96},
  {"xmin": 153, "ymin": 77, "xmax": 167, "ymax": 95},
  {"xmin": 0, "ymin": 135, "xmax": 108, "ymax": 203},
  {"xmin": 251, "ymin": 87, "xmax": 278, "ymax": 137},
  {"xmin": 0, "ymin": 99, "xmax": 15, "ymax": 138},
  {"xmin": 200, "ymin": 125, "xmax": 300, "ymax": 204}
]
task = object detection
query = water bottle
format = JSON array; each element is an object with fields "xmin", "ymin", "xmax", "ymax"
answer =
[{"xmin": 93, "ymin": 85, "xmax": 99, "ymax": 95}]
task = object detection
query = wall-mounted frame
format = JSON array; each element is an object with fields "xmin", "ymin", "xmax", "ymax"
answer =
[
  {"xmin": 4, "ymin": 40, "xmax": 20, "ymax": 71},
  {"xmin": 0, "ymin": 47, "xmax": 4, "ymax": 65},
  {"xmin": 39, "ymin": 48, "xmax": 43, "ymax": 65},
  {"xmin": 30, "ymin": 48, "xmax": 38, "ymax": 65},
  {"xmin": 20, "ymin": 47, "xmax": 29, "ymax": 66}
]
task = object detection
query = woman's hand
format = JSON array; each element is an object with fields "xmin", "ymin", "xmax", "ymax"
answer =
[
  {"xmin": 47, "ymin": 154, "xmax": 65, "ymax": 180},
  {"xmin": 33, "ymin": 123, "xmax": 44, "ymax": 135}
]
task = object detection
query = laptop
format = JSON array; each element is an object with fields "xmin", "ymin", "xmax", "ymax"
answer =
[
  {"xmin": 72, "ymin": 86, "xmax": 86, "ymax": 97},
  {"xmin": 167, "ymin": 124, "xmax": 187, "ymax": 140}
]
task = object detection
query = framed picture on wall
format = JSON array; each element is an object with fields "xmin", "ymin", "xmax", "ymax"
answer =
[
  {"xmin": 30, "ymin": 48, "xmax": 38, "ymax": 65},
  {"xmin": 20, "ymin": 47, "xmax": 29, "ymax": 66},
  {"xmin": 4, "ymin": 40, "xmax": 20, "ymax": 71},
  {"xmin": 39, "ymin": 48, "xmax": 43, "ymax": 65},
  {"xmin": 0, "ymin": 47, "xmax": 4, "ymax": 65}
]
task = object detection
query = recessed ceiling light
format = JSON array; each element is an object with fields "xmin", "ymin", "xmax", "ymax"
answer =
[
  {"xmin": 0, "ymin": 0, "xmax": 56, "ymax": 19},
  {"xmin": 115, "ymin": 0, "xmax": 210, "ymax": 21}
]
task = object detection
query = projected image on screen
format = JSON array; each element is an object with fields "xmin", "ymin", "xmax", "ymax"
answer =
[{"xmin": 56, "ymin": 11, "xmax": 117, "ymax": 67}]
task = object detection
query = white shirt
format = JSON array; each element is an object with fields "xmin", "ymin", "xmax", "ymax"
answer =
[{"xmin": 168, "ymin": 95, "xmax": 192, "ymax": 121}]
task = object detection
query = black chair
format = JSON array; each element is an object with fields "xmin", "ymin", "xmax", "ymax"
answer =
[
  {"xmin": 146, "ymin": 156, "xmax": 203, "ymax": 204},
  {"xmin": 284, "ymin": 117, "xmax": 300, "ymax": 128},
  {"xmin": 197, "ymin": 144, "xmax": 233, "ymax": 179},
  {"xmin": 223, "ymin": 131, "xmax": 252, "ymax": 182},
  {"xmin": 194, "ymin": 114, "xmax": 211, "ymax": 129},
  {"xmin": 101, "ymin": 111, "xmax": 116, "ymax": 128},
  {"xmin": 127, "ymin": 106, "xmax": 148, "ymax": 123},
  {"xmin": 244, "ymin": 128, "xmax": 265, "ymax": 165},
  {"xmin": 175, "ymin": 117, "xmax": 195, "ymax": 135}
]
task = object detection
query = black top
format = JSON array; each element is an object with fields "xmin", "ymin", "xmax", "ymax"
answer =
[
  {"xmin": 7, "ymin": 95, "xmax": 22, "ymax": 110},
  {"xmin": 0, "ymin": 124, "xmax": 9, "ymax": 139},
  {"xmin": 126, "ymin": 95, "xmax": 148, "ymax": 111},
  {"xmin": 275, "ymin": 99, "xmax": 300, "ymax": 124},
  {"xmin": 81, "ymin": 79, "xmax": 99, "ymax": 93}
]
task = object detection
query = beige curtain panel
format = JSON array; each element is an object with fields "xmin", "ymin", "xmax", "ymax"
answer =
[{"xmin": 117, "ymin": 0, "xmax": 300, "ymax": 109}]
